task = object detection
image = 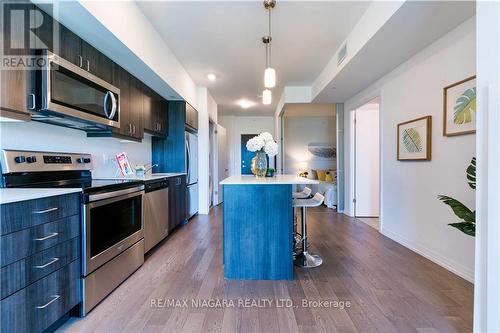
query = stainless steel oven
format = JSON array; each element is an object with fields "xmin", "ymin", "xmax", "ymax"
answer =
[
  {"xmin": 83, "ymin": 185, "xmax": 144, "ymax": 275},
  {"xmin": 82, "ymin": 184, "xmax": 144, "ymax": 314},
  {"xmin": 32, "ymin": 51, "xmax": 120, "ymax": 130}
]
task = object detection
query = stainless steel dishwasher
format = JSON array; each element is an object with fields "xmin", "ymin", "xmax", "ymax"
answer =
[{"xmin": 144, "ymin": 179, "xmax": 169, "ymax": 253}]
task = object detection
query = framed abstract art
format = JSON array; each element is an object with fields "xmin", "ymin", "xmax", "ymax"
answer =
[
  {"xmin": 397, "ymin": 116, "xmax": 432, "ymax": 161},
  {"xmin": 443, "ymin": 75, "xmax": 476, "ymax": 136}
]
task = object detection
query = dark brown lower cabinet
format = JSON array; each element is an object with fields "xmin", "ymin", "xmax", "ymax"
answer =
[
  {"xmin": 0, "ymin": 193, "xmax": 81, "ymax": 333},
  {"xmin": 169, "ymin": 176, "xmax": 187, "ymax": 231},
  {"xmin": 1, "ymin": 260, "xmax": 81, "ymax": 333}
]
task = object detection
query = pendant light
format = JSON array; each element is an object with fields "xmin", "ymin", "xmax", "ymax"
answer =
[
  {"xmin": 262, "ymin": 89, "xmax": 272, "ymax": 105},
  {"xmin": 263, "ymin": 0, "xmax": 276, "ymax": 88}
]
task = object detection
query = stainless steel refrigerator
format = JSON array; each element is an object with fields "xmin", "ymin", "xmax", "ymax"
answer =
[{"xmin": 186, "ymin": 131, "xmax": 199, "ymax": 218}]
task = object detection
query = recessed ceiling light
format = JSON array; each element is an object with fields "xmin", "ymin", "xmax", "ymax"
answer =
[
  {"xmin": 207, "ymin": 73, "xmax": 217, "ymax": 81},
  {"xmin": 238, "ymin": 99, "xmax": 255, "ymax": 109}
]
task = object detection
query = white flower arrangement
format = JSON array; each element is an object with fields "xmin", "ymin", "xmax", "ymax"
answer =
[
  {"xmin": 246, "ymin": 132, "xmax": 279, "ymax": 157},
  {"xmin": 264, "ymin": 141, "xmax": 279, "ymax": 157},
  {"xmin": 246, "ymin": 136, "xmax": 266, "ymax": 152},
  {"xmin": 258, "ymin": 132, "xmax": 274, "ymax": 143}
]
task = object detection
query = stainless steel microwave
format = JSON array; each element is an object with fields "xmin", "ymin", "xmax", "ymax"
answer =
[{"xmin": 32, "ymin": 51, "xmax": 120, "ymax": 130}]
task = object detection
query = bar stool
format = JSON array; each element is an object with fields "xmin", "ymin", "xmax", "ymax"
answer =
[
  {"xmin": 293, "ymin": 186, "xmax": 312, "ymax": 199},
  {"xmin": 292, "ymin": 187, "xmax": 312, "ymax": 258},
  {"xmin": 293, "ymin": 192, "xmax": 325, "ymax": 268}
]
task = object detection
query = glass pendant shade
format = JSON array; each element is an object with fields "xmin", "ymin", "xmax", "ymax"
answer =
[
  {"xmin": 262, "ymin": 89, "xmax": 272, "ymax": 105},
  {"xmin": 264, "ymin": 67, "xmax": 276, "ymax": 88}
]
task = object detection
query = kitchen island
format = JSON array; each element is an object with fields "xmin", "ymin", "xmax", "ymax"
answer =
[{"xmin": 220, "ymin": 175, "xmax": 318, "ymax": 280}]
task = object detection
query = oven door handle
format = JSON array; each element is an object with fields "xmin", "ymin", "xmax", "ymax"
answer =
[{"xmin": 88, "ymin": 185, "xmax": 145, "ymax": 203}]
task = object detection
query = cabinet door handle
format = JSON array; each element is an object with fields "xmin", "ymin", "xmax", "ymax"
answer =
[
  {"xmin": 36, "ymin": 295, "xmax": 60, "ymax": 309},
  {"xmin": 28, "ymin": 93, "xmax": 36, "ymax": 110},
  {"xmin": 129, "ymin": 123, "xmax": 132, "ymax": 133},
  {"xmin": 133, "ymin": 124, "xmax": 136, "ymax": 134},
  {"xmin": 85, "ymin": 59, "xmax": 90, "ymax": 71},
  {"xmin": 34, "ymin": 232, "xmax": 59, "ymax": 241},
  {"xmin": 33, "ymin": 207, "xmax": 59, "ymax": 214},
  {"xmin": 78, "ymin": 55, "xmax": 83, "ymax": 67},
  {"xmin": 35, "ymin": 257, "xmax": 59, "ymax": 269}
]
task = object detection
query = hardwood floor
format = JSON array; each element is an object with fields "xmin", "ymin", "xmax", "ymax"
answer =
[
  {"xmin": 356, "ymin": 217, "xmax": 380, "ymax": 230},
  {"xmin": 59, "ymin": 206, "xmax": 473, "ymax": 333}
]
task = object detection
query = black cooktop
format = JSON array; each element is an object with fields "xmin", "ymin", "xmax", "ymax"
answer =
[{"xmin": 84, "ymin": 179, "xmax": 143, "ymax": 194}]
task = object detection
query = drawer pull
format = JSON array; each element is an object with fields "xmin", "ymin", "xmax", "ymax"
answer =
[
  {"xmin": 34, "ymin": 232, "xmax": 59, "ymax": 241},
  {"xmin": 36, "ymin": 295, "xmax": 60, "ymax": 309},
  {"xmin": 33, "ymin": 207, "xmax": 59, "ymax": 214},
  {"xmin": 35, "ymin": 257, "xmax": 59, "ymax": 269}
]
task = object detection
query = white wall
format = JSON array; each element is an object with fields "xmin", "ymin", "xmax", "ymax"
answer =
[
  {"xmin": 344, "ymin": 17, "xmax": 476, "ymax": 281},
  {"xmin": 218, "ymin": 116, "xmax": 275, "ymax": 176},
  {"xmin": 197, "ymin": 88, "xmax": 217, "ymax": 215},
  {"xmin": 474, "ymin": 1, "xmax": 500, "ymax": 331},
  {"xmin": 283, "ymin": 116, "xmax": 336, "ymax": 175},
  {"xmin": 0, "ymin": 121, "xmax": 151, "ymax": 178}
]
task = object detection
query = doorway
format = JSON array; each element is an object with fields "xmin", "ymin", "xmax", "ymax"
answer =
[
  {"xmin": 353, "ymin": 97, "xmax": 380, "ymax": 228},
  {"xmin": 209, "ymin": 121, "xmax": 215, "ymax": 208},
  {"xmin": 241, "ymin": 134, "xmax": 257, "ymax": 175}
]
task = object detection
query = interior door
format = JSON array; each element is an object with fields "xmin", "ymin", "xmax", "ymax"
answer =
[
  {"xmin": 354, "ymin": 107, "xmax": 380, "ymax": 217},
  {"xmin": 241, "ymin": 134, "xmax": 257, "ymax": 175},
  {"xmin": 216, "ymin": 125, "xmax": 228, "ymax": 205}
]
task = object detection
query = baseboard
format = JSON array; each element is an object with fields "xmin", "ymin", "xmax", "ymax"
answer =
[{"xmin": 380, "ymin": 227, "xmax": 474, "ymax": 283}]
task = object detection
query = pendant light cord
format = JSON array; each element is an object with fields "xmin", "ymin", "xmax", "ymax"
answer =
[{"xmin": 268, "ymin": 7, "xmax": 272, "ymax": 67}]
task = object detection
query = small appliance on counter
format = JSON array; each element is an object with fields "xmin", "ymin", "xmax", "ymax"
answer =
[{"xmin": 0, "ymin": 149, "xmax": 145, "ymax": 316}]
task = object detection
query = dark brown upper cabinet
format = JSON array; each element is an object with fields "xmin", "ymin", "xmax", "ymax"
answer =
[
  {"xmin": 129, "ymin": 76, "xmax": 144, "ymax": 140},
  {"xmin": 37, "ymin": 17, "xmax": 113, "ymax": 82},
  {"xmin": 0, "ymin": 3, "xmax": 35, "ymax": 120},
  {"xmin": 143, "ymin": 86, "xmax": 167, "ymax": 137},
  {"xmin": 142, "ymin": 85, "xmax": 154, "ymax": 133},
  {"xmin": 81, "ymin": 41, "xmax": 113, "ymax": 83},
  {"xmin": 185, "ymin": 103, "xmax": 198, "ymax": 131}
]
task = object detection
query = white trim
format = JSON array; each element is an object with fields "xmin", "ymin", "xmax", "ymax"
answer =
[{"xmin": 380, "ymin": 226, "xmax": 474, "ymax": 282}]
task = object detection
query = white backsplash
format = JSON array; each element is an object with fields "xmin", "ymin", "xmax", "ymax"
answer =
[{"xmin": 0, "ymin": 121, "xmax": 152, "ymax": 178}]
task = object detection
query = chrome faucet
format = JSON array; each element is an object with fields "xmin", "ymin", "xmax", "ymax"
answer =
[{"xmin": 144, "ymin": 163, "xmax": 158, "ymax": 175}]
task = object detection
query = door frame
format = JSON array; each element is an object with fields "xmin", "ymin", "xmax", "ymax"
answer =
[{"xmin": 349, "ymin": 94, "xmax": 383, "ymax": 229}]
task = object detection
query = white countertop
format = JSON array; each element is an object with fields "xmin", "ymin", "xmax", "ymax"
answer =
[
  {"xmin": 220, "ymin": 175, "xmax": 319, "ymax": 185},
  {"xmin": 0, "ymin": 188, "xmax": 82, "ymax": 204},
  {"xmin": 97, "ymin": 173, "xmax": 186, "ymax": 181}
]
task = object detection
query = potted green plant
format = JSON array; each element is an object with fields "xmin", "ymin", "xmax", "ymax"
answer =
[{"xmin": 438, "ymin": 157, "xmax": 476, "ymax": 236}]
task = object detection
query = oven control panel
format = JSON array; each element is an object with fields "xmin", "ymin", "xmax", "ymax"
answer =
[
  {"xmin": 43, "ymin": 155, "xmax": 72, "ymax": 164},
  {"xmin": 1, "ymin": 149, "xmax": 93, "ymax": 173}
]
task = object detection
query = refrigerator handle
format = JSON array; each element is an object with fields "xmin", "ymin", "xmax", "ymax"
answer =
[{"xmin": 186, "ymin": 137, "xmax": 190, "ymax": 180}]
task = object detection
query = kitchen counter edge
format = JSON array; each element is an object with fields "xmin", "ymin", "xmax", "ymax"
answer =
[{"xmin": 0, "ymin": 188, "xmax": 82, "ymax": 204}]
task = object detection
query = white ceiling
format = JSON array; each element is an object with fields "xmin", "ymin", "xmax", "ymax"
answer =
[{"xmin": 136, "ymin": 1, "xmax": 370, "ymax": 115}]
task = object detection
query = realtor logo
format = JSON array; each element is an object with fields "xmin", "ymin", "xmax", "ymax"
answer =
[{"xmin": 1, "ymin": 1, "xmax": 55, "ymax": 69}]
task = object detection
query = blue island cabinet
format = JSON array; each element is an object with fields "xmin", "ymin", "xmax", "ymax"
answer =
[{"xmin": 222, "ymin": 184, "xmax": 293, "ymax": 280}]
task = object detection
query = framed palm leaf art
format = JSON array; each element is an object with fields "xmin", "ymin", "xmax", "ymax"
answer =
[
  {"xmin": 443, "ymin": 75, "xmax": 476, "ymax": 136},
  {"xmin": 397, "ymin": 116, "xmax": 432, "ymax": 161}
]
